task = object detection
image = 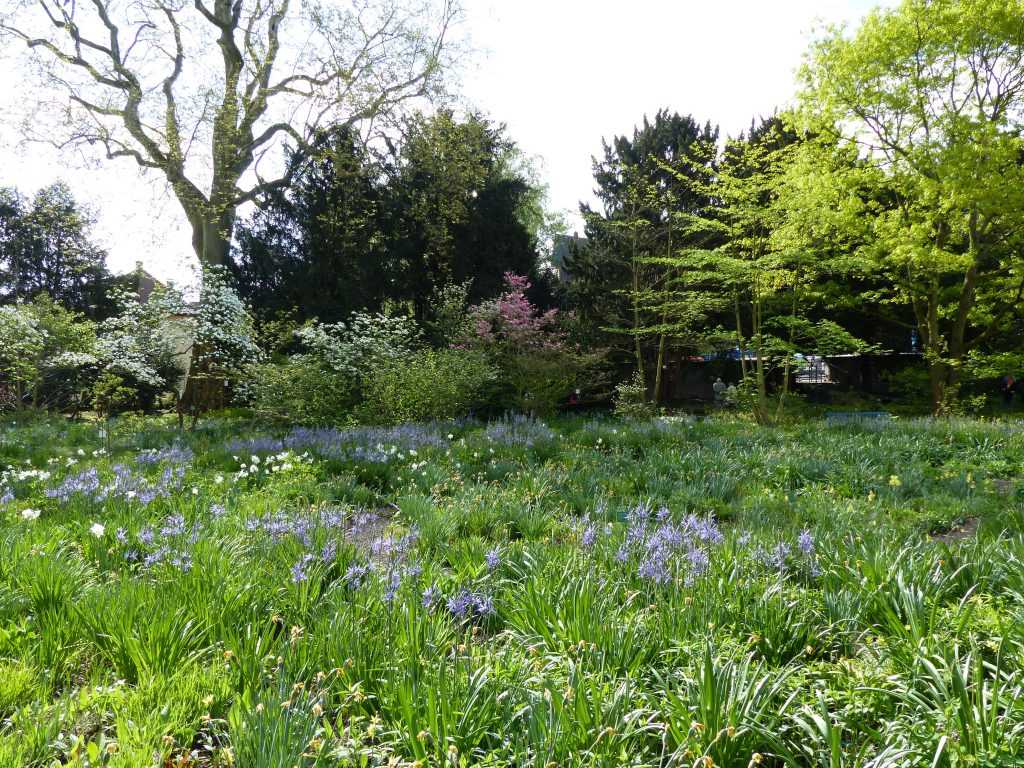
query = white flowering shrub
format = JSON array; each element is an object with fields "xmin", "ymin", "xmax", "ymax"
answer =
[
  {"xmin": 192, "ymin": 267, "xmax": 263, "ymax": 383},
  {"xmin": 96, "ymin": 287, "xmax": 183, "ymax": 389},
  {"xmin": 295, "ymin": 312, "xmax": 419, "ymax": 381}
]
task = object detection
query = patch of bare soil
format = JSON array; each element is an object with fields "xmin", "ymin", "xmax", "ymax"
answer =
[
  {"xmin": 993, "ymin": 478, "xmax": 1017, "ymax": 496},
  {"xmin": 932, "ymin": 517, "xmax": 980, "ymax": 545},
  {"xmin": 343, "ymin": 504, "xmax": 396, "ymax": 550}
]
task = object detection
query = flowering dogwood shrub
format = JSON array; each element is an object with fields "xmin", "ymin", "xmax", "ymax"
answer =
[
  {"xmin": 294, "ymin": 312, "xmax": 419, "ymax": 381},
  {"xmin": 0, "ymin": 304, "xmax": 48, "ymax": 399},
  {"xmin": 96, "ymin": 288, "xmax": 181, "ymax": 388},
  {"xmin": 187, "ymin": 267, "xmax": 263, "ymax": 403},
  {"xmin": 92, "ymin": 269, "xmax": 259, "ymax": 415}
]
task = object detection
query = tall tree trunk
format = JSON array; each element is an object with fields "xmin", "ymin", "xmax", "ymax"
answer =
[
  {"xmin": 188, "ymin": 209, "xmax": 235, "ymax": 267},
  {"xmin": 774, "ymin": 289, "xmax": 798, "ymax": 421},
  {"xmin": 928, "ymin": 359, "xmax": 950, "ymax": 415},
  {"xmin": 631, "ymin": 244, "xmax": 645, "ymax": 388},
  {"xmin": 734, "ymin": 293, "xmax": 748, "ymax": 381},
  {"xmin": 924, "ymin": 283, "xmax": 951, "ymax": 415},
  {"xmin": 654, "ymin": 328, "xmax": 667, "ymax": 405},
  {"xmin": 752, "ymin": 292, "xmax": 769, "ymax": 424}
]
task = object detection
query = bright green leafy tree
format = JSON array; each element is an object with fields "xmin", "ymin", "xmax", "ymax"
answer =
[{"xmin": 796, "ymin": 0, "xmax": 1024, "ymax": 412}]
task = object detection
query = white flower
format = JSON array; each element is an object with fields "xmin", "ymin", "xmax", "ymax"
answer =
[
  {"xmin": 215, "ymin": 475, "xmax": 224, "ymax": 484},
  {"xmin": 89, "ymin": 523, "xmax": 105, "ymax": 537},
  {"xmin": 21, "ymin": 508, "xmax": 40, "ymax": 521}
]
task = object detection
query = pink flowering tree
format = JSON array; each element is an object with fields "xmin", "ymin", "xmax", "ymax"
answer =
[
  {"xmin": 466, "ymin": 273, "xmax": 563, "ymax": 350},
  {"xmin": 461, "ymin": 273, "xmax": 603, "ymax": 413}
]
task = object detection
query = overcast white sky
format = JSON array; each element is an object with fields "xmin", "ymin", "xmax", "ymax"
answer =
[{"xmin": 0, "ymin": 0, "xmax": 891, "ymax": 286}]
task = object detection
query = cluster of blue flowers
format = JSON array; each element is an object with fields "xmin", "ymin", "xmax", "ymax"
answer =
[
  {"xmin": 43, "ymin": 443, "xmax": 192, "ymax": 508},
  {"xmin": 227, "ymin": 423, "xmax": 458, "ymax": 465},
  {"xmin": 614, "ymin": 503, "xmax": 724, "ymax": 586},
  {"xmin": 45, "ymin": 463, "xmax": 186, "ymax": 507},
  {"xmin": 135, "ymin": 444, "xmax": 194, "ymax": 466},
  {"xmin": 483, "ymin": 414, "xmax": 555, "ymax": 447},
  {"xmin": 121, "ymin": 509, "xmax": 205, "ymax": 571},
  {"xmin": 444, "ymin": 590, "xmax": 496, "ymax": 621},
  {"xmin": 485, "ymin": 547, "xmax": 501, "ymax": 570},
  {"xmin": 238, "ymin": 504, "xmax": 427, "ymax": 599},
  {"xmin": 749, "ymin": 528, "xmax": 820, "ymax": 576}
]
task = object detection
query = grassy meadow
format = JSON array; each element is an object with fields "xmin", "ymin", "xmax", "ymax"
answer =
[{"xmin": 2, "ymin": 413, "xmax": 1024, "ymax": 767}]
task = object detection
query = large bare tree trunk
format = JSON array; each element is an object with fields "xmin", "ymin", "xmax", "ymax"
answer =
[{"xmin": 187, "ymin": 210, "xmax": 236, "ymax": 268}]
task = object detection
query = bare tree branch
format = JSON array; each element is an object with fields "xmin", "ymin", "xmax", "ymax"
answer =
[{"xmin": 2, "ymin": 0, "xmax": 461, "ymax": 266}]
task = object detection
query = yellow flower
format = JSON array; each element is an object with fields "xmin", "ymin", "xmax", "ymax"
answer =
[{"xmin": 888, "ymin": 475, "xmax": 901, "ymax": 487}]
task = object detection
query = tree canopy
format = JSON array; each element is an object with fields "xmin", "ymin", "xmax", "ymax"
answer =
[
  {"xmin": 795, "ymin": 0, "xmax": 1024, "ymax": 411},
  {"xmin": 1, "ymin": 0, "xmax": 461, "ymax": 268},
  {"xmin": 0, "ymin": 182, "xmax": 112, "ymax": 317},
  {"xmin": 233, "ymin": 111, "xmax": 547, "ymax": 325}
]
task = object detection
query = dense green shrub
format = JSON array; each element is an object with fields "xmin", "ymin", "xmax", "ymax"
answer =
[
  {"xmin": 0, "ymin": 295, "xmax": 97, "ymax": 411},
  {"xmin": 242, "ymin": 312, "xmax": 422, "ymax": 425},
  {"xmin": 358, "ymin": 348, "xmax": 497, "ymax": 423},
  {"xmin": 244, "ymin": 357, "xmax": 356, "ymax": 425},
  {"xmin": 504, "ymin": 348, "xmax": 595, "ymax": 414}
]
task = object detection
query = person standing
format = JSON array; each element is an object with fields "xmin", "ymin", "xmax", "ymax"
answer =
[
  {"xmin": 1000, "ymin": 373, "xmax": 1016, "ymax": 407},
  {"xmin": 713, "ymin": 377, "xmax": 727, "ymax": 406}
]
